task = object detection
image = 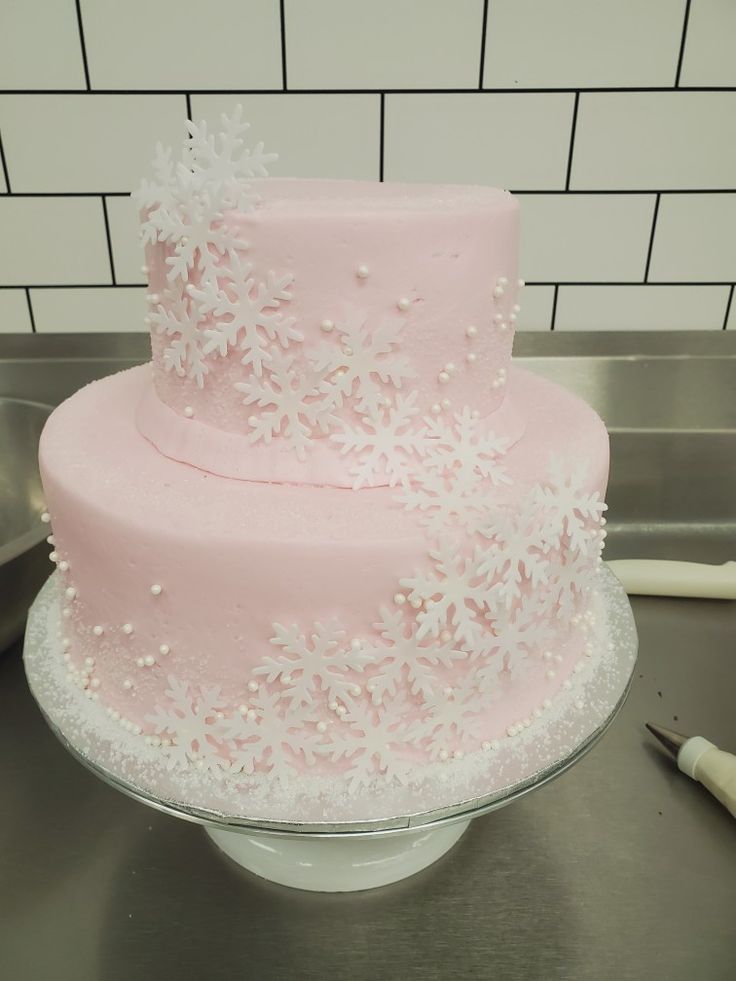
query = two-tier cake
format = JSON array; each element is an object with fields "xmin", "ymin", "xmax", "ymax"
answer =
[{"xmin": 37, "ymin": 109, "xmax": 609, "ymax": 802}]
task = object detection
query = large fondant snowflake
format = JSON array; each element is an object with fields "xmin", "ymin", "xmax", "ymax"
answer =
[
  {"xmin": 331, "ymin": 392, "xmax": 428, "ymax": 489},
  {"xmin": 400, "ymin": 539, "xmax": 498, "ymax": 651},
  {"xmin": 424, "ymin": 407, "xmax": 510, "ymax": 490},
  {"xmin": 398, "ymin": 468, "xmax": 491, "ymax": 535},
  {"xmin": 421, "ymin": 679, "xmax": 486, "ymax": 759},
  {"xmin": 311, "ymin": 310, "xmax": 415, "ymax": 417},
  {"xmin": 149, "ymin": 288, "xmax": 209, "ymax": 388},
  {"xmin": 236, "ymin": 349, "xmax": 335, "ymax": 460},
  {"xmin": 366, "ymin": 606, "xmax": 466, "ymax": 704},
  {"xmin": 534, "ymin": 458, "xmax": 607, "ymax": 554},
  {"xmin": 478, "ymin": 507, "xmax": 550, "ymax": 606},
  {"xmin": 146, "ymin": 676, "xmax": 228, "ymax": 772},
  {"xmin": 222, "ymin": 687, "xmax": 323, "ymax": 780},
  {"xmin": 254, "ymin": 620, "xmax": 372, "ymax": 708},
  {"xmin": 190, "ymin": 249, "xmax": 301, "ymax": 376}
]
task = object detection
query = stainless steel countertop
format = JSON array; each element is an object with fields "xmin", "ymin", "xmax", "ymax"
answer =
[{"xmin": 1, "ymin": 333, "xmax": 735, "ymax": 981}]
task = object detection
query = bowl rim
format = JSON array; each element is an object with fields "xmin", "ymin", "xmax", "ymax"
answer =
[{"xmin": 0, "ymin": 396, "xmax": 54, "ymax": 566}]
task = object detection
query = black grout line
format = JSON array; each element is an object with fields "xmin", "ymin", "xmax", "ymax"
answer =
[
  {"xmin": 478, "ymin": 0, "xmax": 490, "ymax": 90},
  {"xmin": 3, "ymin": 189, "xmax": 735, "ymax": 199},
  {"xmin": 24, "ymin": 288, "xmax": 36, "ymax": 332},
  {"xmin": 185, "ymin": 93, "xmax": 192, "ymax": 119},
  {"xmin": 0, "ymin": 86, "xmax": 734, "ymax": 96},
  {"xmin": 675, "ymin": 0, "xmax": 693, "ymax": 87},
  {"xmin": 643, "ymin": 193, "xmax": 661, "ymax": 282},
  {"xmin": 74, "ymin": 0, "xmax": 91, "ymax": 91},
  {"xmin": 1, "ymin": 281, "xmax": 734, "ymax": 291},
  {"xmin": 723, "ymin": 285, "xmax": 734, "ymax": 329},
  {"xmin": 550, "ymin": 285, "xmax": 559, "ymax": 330},
  {"xmin": 564, "ymin": 92, "xmax": 580, "ymax": 191},
  {"xmin": 101, "ymin": 196, "xmax": 116, "ymax": 285},
  {"xmin": 279, "ymin": 0, "xmax": 288, "ymax": 91},
  {"xmin": 379, "ymin": 93, "xmax": 385, "ymax": 182},
  {"xmin": 0, "ymin": 129, "xmax": 11, "ymax": 193}
]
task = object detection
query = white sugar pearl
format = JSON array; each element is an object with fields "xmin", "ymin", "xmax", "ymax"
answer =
[
  {"xmin": 246, "ymin": 709, "xmax": 257, "ymax": 721},
  {"xmin": 59, "ymin": 560, "xmax": 70, "ymax": 573},
  {"xmin": 91, "ymin": 678, "xmax": 100, "ymax": 689},
  {"xmin": 397, "ymin": 297, "xmax": 411, "ymax": 311},
  {"xmin": 491, "ymin": 739, "xmax": 501, "ymax": 751},
  {"xmin": 431, "ymin": 403, "xmax": 442, "ymax": 415},
  {"xmin": 351, "ymin": 685, "xmax": 362, "ymax": 696},
  {"xmin": 438, "ymin": 749, "xmax": 449, "ymax": 762},
  {"xmin": 238, "ymin": 704, "xmax": 249, "ymax": 715},
  {"xmin": 329, "ymin": 700, "xmax": 338, "ymax": 711},
  {"xmin": 62, "ymin": 608, "xmax": 71, "ymax": 618},
  {"xmin": 453, "ymin": 749, "xmax": 464, "ymax": 760},
  {"xmin": 281, "ymin": 674, "xmax": 293, "ymax": 685},
  {"xmin": 394, "ymin": 592, "xmax": 406, "ymax": 605},
  {"xmin": 356, "ymin": 264, "xmax": 370, "ymax": 279},
  {"xmin": 122, "ymin": 623, "xmax": 133, "ymax": 635},
  {"xmin": 150, "ymin": 584, "xmax": 162, "ymax": 596},
  {"xmin": 62, "ymin": 638, "xmax": 71, "ymax": 651},
  {"xmin": 136, "ymin": 657, "xmax": 145, "ymax": 668},
  {"xmin": 336, "ymin": 705, "xmax": 347, "ymax": 716},
  {"xmin": 49, "ymin": 551, "xmax": 58, "ymax": 563},
  {"xmin": 523, "ymin": 718, "xmax": 532, "ymax": 729},
  {"xmin": 84, "ymin": 656, "xmax": 95, "ymax": 667},
  {"xmin": 123, "ymin": 679, "xmax": 133, "ymax": 690},
  {"xmin": 183, "ymin": 406, "xmax": 194, "ymax": 418},
  {"xmin": 132, "ymin": 725, "xmax": 142, "ymax": 736},
  {"xmin": 316, "ymin": 721, "xmax": 327, "ymax": 734},
  {"xmin": 46, "ymin": 535, "xmax": 55, "ymax": 545},
  {"xmin": 493, "ymin": 286, "xmax": 505, "ymax": 298},
  {"xmin": 351, "ymin": 638, "xmax": 362, "ymax": 651},
  {"xmin": 575, "ymin": 699, "xmax": 585, "ymax": 710},
  {"xmin": 498, "ymin": 276, "xmax": 509, "ymax": 287},
  {"xmin": 493, "ymin": 314, "xmax": 504, "ymax": 324},
  {"xmin": 40, "ymin": 511, "xmax": 51, "ymax": 523},
  {"xmin": 492, "ymin": 379, "xmax": 501, "ymax": 389},
  {"xmin": 343, "ymin": 346, "xmax": 353, "ymax": 357},
  {"xmin": 143, "ymin": 655, "xmax": 156, "ymax": 667},
  {"xmin": 148, "ymin": 293, "xmax": 160, "ymax": 304},
  {"xmin": 248, "ymin": 415, "xmax": 258, "ymax": 427},
  {"xmin": 543, "ymin": 698, "xmax": 552, "ymax": 710},
  {"xmin": 471, "ymin": 409, "xmax": 480, "ymax": 419},
  {"xmin": 410, "ymin": 596, "xmax": 423, "ymax": 610},
  {"xmin": 176, "ymin": 367, "xmax": 185, "ymax": 378},
  {"xmin": 481, "ymin": 741, "xmax": 491, "ymax": 751},
  {"xmin": 466, "ymin": 352, "xmax": 477, "ymax": 364},
  {"xmin": 144, "ymin": 315, "xmax": 153, "ymax": 326},
  {"xmin": 499, "ymin": 321, "xmax": 508, "ymax": 331},
  {"xmin": 542, "ymin": 651, "xmax": 552, "ymax": 661},
  {"xmin": 159, "ymin": 644, "xmax": 170, "ymax": 656},
  {"xmin": 320, "ymin": 319, "xmax": 334, "ymax": 332},
  {"xmin": 546, "ymin": 669, "xmax": 556, "ymax": 680},
  {"xmin": 247, "ymin": 680, "xmax": 259, "ymax": 693},
  {"xmin": 443, "ymin": 686, "xmax": 454, "ymax": 697},
  {"xmin": 440, "ymin": 630, "xmax": 452, "ymax": 643},
  {"xmin": 466, "ymin": 324, "xmax": 478, "ymax": 338},
  {"xmin": 518, "ymin": 278, "xmax": 525, "ymax": 288},
  {"xmin": 438, "ymin": 371, "xmax": 450, "ymax": 384},
  {"xmin": 509, "ymin": 313, "xmax": 517, "ymax": 323},
  {"xmin": 512, "ymin": 304, "xmax": 521, "ymax": 314},
  {"xmin": 507, "ymin": 725, "xmax": 517, "ymax": 737},
  {"xmin": 445, "ymin": 362, "xmax": 456, "ymax": 374},
  {"xmin": 141, "ymin": 265, "xmax": 149, "ymax": 275},
  {"xmin": 65, "ymin": 587, "xmax": 76, "ymax": 600}
]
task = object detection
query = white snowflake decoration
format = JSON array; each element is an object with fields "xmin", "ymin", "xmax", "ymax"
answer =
[
  {"xmin": 146, "ymin": 676, "xmax": 227, "ymax": 772},
  {"xmin": 400, "ymin": 538, "xmax": 498, "ymax": 651},
  {"xmin": 311, "ymin": 310, "xmax": 415, "ymax": 417},
  {"xmin": 184, "ymin": 104, "xmax": 277, "ymax": 212},
  {"xmin": 534, "ymin": 458, "xmax": 607, "ymax": 554},
  {"xmin": 331, "ymin": 392, "xmax": 428, "ymax": 489},
  {"xmin": 236, "ymin": 349, "xmax": 335, "ymax": 460},
  {"xmin": 323, "ymin": 697, "xmax": 419, "ymax": 792},
  {"xmin": 254, "ymin": 620, "xmax": 372, "ymax": 709},
  {"xmin": 478, "ymin": 507, "xmax": 550, "ymax": 607},
  {"xmin": 424, "ymin": 407, "xmax": 510, "ymax": 490},
  {"xmin": 421, "ymin": 679, "xmax": 486, "ymax": 759},
  {"xmin": 222, "ymin": 687, "xmax": 323, "ymax": 781},
  {"xmin": 477, "ymin": 602, "xmax": 553, "ymax": 691},
  {"xmin": 366, "ymin": 606, "xmax": 466, "ymax": 704},
  {"xmin": 398, "ymin": 468, "xmax": 491, "ymax": 535},
  {"xmin": 156, "ymin": 192, "xmax": 248, "ymax": 288},
  {"xmin": 150, "ymin": 288, "xmax": 209, "ymax": 388},
  {"xmin": 191, "ymin": 249, "xmax": 301, "ymax": 376}
]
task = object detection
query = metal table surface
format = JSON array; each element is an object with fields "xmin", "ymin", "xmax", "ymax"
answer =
[{"xmin": 1, "ymin": 332, "xmax": 735, "ymax": 981}]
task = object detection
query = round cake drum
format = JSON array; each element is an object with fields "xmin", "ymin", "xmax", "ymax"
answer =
[{"xmin": 24, "ymin": 566, "xmax": 636, "ymax": 889}]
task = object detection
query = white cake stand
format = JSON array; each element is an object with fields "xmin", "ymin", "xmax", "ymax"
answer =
[{"xmin": 24, "ymin": 567, "xmax": 637, "ymax": 893}]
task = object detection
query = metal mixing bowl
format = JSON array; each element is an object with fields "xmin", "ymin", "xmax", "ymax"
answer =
[{"xmin": 0, "ymin": 398, "xmax": 53, "ymax": 653}]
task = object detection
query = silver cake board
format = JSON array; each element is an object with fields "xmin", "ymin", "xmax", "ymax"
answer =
[{"xmin": 24, "ymin": 567, "xmax": 637, "ymax": 890}]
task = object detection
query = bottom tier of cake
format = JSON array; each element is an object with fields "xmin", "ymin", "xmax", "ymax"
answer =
[{"xmin": 38, "ymin": 364, "xmax": 609, "ymax": 793}]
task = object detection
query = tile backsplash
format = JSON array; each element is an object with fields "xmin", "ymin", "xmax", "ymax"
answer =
[{"xmin": 0, "ymin": 0, "xmax": 733, "ymax": 334}]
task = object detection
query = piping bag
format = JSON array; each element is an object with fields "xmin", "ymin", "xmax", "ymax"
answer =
[{"xmin": 607, "ymin": 560, "xmax": 736, "ymax": 600}]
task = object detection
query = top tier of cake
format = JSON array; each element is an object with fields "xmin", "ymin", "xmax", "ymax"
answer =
[{"xmin": 140, "ymin": 174, "xmax": 522, "ymax": 487}]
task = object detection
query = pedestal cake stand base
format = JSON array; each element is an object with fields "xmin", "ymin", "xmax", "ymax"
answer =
[{"xmin": 24, "ymin": 566, "xmax": 637, "ymax": 892}]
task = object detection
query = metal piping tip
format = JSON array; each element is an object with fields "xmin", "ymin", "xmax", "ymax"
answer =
[{"xmin": 645, "ymin": 722, "xmax": 689, "ymax": 760}]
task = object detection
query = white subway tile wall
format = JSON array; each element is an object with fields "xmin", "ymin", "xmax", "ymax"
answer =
[{"xmin": 0, "ymin": 0, "xmax": 733, "ymax": 333}]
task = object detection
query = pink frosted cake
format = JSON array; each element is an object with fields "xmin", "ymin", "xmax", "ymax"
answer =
[{"xmin": 38, "ymin": 110, "xmax": 608, "ymax": 799}]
